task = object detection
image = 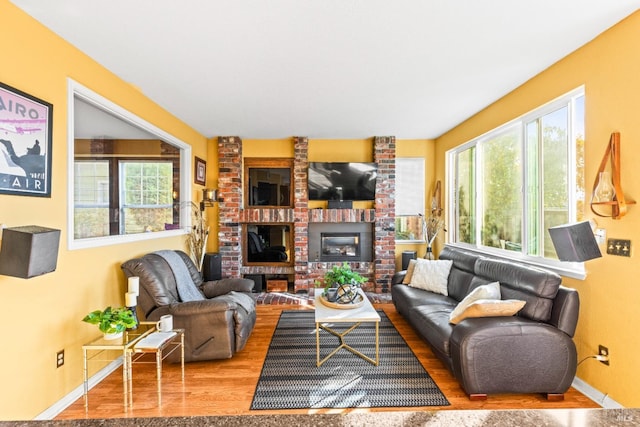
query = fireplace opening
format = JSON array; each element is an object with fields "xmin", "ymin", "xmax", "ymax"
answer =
[{"xmin": 321, "ymin": 232, "xmax": 361, "ymax": 261}]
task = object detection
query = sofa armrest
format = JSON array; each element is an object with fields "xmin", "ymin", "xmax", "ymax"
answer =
[
  {"xmin": 549, "ymin": 286, "xmax": 579, "ymax": 337},
  {"xmin": 201, "ymin": 278, "xmax": 255, "ymax": 298},
  {"xmin": 163, "ymin": 299, "xmax": 240, "ymax": 316},
  {"xmin": 449, "ymin": 317, "xmax": 577, "ymax": 396}
]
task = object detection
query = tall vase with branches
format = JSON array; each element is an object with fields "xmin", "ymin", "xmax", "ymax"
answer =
[
  {"xmin": 421, "ymin": 180, "xmax": 446, "ymax": 259},
  {"xmin": 185, "ymin": 201, "xmax": 209, "ymax": 271}
]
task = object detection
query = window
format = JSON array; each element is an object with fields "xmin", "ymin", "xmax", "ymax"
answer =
[
  {"xmin": 68, "ymin": 79, "xmax": 191, "ymax": 249},
  {"xmin": 74, "ymin": 160, "xmax": 110, "ymax": 238},
  {"xmin": 120, "ymin": 161, "xmax": 174, "ymax": 234},
  {"xmin": 447, "ymin": 88, "xmax": 585, "ymax": 277},
  {"xmin": 395, "ymin": 158, "xmax": 425, "ymax": 241}
]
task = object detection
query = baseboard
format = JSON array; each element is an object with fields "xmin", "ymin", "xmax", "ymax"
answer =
[
  {"xmin": 572, "ymin": 376, "xmax": 623, "ymax": 409},
  {"xmin": 34, "ymin": 357, "xmax": 123, "ymax": 420}
]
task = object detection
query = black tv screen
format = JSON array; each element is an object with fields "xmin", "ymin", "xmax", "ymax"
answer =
[{"xmin": 308, "ymin": 162, "xmax": 377, "ymax": 201}]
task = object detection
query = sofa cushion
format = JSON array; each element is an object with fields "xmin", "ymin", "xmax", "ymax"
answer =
[
  {"xmin": 409, "ymin": 304, "xmax": 456, "ymax": 357},
  {"xmin": 439, "ymin": 247, "xmax": 480, "ymax": 301},
  {"xmin": 407, "ymin": 259, "xmax": 453, "ymax": 296},
  {"xmin": 474, "ymin": 257, "xmax": 561, "ymax": 322},
  {"xmin": 449, "ymin": 281, "xmax": 501, "ymax": 323},
  {"xmin": 391, "ymin": 283, "xmax": 456, "ymax": 318},
  {"xmin": 449, "ymin": 299, "xmax": 526, "ymax": 324}
]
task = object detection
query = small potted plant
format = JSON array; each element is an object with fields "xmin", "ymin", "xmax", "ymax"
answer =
[
  {"xmin": 82, "ymin": 306, "xmax": 137, "ymax": 340},
  {"xmin": 320, "ymin": 262, "xmax": 367, "ymax": 304}
]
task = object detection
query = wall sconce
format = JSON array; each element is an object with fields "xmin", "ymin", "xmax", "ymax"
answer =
[
  {"xmin": 548, "ymin": 221, "xmax": 602, "ymax": 262},
  {"xmin": 200, "ymin": 188, "xmax": 218, "ymax": 211}
]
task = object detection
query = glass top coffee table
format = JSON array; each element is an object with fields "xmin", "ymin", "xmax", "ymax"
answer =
[{"xmin": 314, "ymin": 288, "xmax": 381, "ymax": 367}]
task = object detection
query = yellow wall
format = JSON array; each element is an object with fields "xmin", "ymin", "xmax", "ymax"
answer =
[
  {"xmin": 0, "ymin": 1, "xmax": 207, "ymax": 419},
  {"xmin": 436, "ymin": 10, "xmax": 640, "ymax": 407}
]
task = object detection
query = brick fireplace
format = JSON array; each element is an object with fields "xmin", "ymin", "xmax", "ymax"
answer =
[{"xmin": 217, "ymin": 136, "xmax": 395, "ymax": 294}]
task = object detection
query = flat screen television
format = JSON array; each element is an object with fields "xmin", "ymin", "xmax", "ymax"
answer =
[{"xmin": 308, "ymin": 162, "xmax": 377, "ymax": 201}]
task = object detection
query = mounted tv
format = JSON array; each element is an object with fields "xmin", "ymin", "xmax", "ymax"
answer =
[{"xmin": 308, "ymin": 162, "xmax": 377, "ymax": 201}]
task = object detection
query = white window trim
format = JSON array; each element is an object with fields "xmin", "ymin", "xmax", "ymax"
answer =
[
  {"xmin": 67, "ymin": 79, "xmax": 191, "ymax": 250},
  {"xmin": 445, "ymin": 86, "xmax": 587, "ymax": 280}
]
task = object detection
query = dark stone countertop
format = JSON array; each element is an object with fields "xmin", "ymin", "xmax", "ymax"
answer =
[{"xmin": 2, "ymin": 409, "xmax": 640, "ymax": 427}]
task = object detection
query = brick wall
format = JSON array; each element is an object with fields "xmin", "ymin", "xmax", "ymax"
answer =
[{"xmin": 217, "ymin": 136, "xmax": 396, "ymax": 293}]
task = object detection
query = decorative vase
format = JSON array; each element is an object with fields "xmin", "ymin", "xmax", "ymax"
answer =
[
  {"xmin": 103, "ymin": 331, "xmax": 123, "ymax": 340},
  {"xmin": 594, "ymin": 171, "xmax": 615, "ymax": 202},
  {"xmin": 335, "ymin": 283, "xmax": 359, "ymax": 304},
  {"xmin": 126, "ymin": 305, "xmax": 139, "ymax": 330},
  {"xmin": 425, "ymin": 245, "xmax": 435, "ymax": 260}
]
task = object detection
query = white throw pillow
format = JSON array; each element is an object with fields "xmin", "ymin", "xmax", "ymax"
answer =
[
  {"xmin": 407, "ymin": 259, "xmax": 453, "ymax": 296},
  {"xmin": 449, "ymin": 281, "xmax": 501, "ymax": 323},
  {"xmin": 449, "ymin": 299, "xmax": 526, "ymax": 325}
]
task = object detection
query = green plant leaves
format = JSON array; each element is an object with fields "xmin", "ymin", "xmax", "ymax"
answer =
[{"xmin": 82, "ymin": 306, "xmax": 137, "ymax": 333}]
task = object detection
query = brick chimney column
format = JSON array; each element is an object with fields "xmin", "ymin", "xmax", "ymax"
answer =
[
  {"xmin": 373, "ymin": 136, "xmax": 396, "ymax": 293},
  {"xmin": 217, "ymin": 136, "xmax": 242, "ymax": 278},
  {"xmin": 293, "ymin": 136, "xmax": 309, "ymax": 292}
]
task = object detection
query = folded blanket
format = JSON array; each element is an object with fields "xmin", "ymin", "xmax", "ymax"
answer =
[{"xmin": 153, "ymin": 250, "xmax": 204, "ymax": 302}]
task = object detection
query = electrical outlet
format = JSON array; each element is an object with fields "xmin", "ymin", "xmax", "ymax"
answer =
[
  {"xmin": 56, "ymin": 350, "xmax": 64, "ymax": 368},
  {"xmin": 598, "ymin": 345, "xmax": 610, "ymax": 366},
  {"xmin": 607, "ymin": 239, "xmax": 631, "ymax": 257}
]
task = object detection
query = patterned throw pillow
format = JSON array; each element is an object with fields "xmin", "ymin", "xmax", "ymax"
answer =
[
  {"xmin": 407, "ymin": 259, "xmax": 453, "ymax": 296},
  {"xmin": 402, "ymin": 259, "xmax": 417, "ymax": 284}
]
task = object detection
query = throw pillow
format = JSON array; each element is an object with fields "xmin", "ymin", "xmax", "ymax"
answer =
[
  {"xmin": 449, "ymin": 281, "xmax": 501, "ymax": 323},
  {"xmin": 402, "ymin": 259, "xmax": 417, "ymax": 284},
  {"xmin": 449, "ymin": 299, "xmax": 526, "ymax": 324},
  {"xmin": 407, "ymin": 259, "xmax": 453, "ymax": 296}
]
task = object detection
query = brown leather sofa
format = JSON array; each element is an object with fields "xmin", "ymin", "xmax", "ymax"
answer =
[
  {"xmin": 391, "ymin": 245, "xmax": 579, "ymax": 400},
  {"xmin": 121, "ymin": 250, "xmax": 256, "ymax": 362}
]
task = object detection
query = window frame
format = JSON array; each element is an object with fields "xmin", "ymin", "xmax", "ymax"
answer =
[
  {"xmin": 446, "ymin": 87, "xmax": 587, "ymax": 279},
  {"xmin": 67, "ymin": 79, "xmax": 191, "ymax": 250},
  {"xmin": 395, "ymin": 157, "xmax": 426, "ymax": 243}
]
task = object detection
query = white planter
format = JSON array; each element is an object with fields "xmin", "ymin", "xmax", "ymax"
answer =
[{"xmin": 103, "ymin": 331, "xmax": 123, "ymax": 340}]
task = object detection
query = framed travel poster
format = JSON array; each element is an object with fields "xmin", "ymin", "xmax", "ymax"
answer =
[{"xmin": 0, "ymin": 82, "xmax": 53, "ymax": 197}]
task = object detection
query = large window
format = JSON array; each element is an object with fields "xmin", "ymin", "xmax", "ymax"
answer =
[
  {"xmin": 69, "ymin": 79, "xmax": 191, "ymax": 249},
  {"xmin": 395, "ymin": 158, "xmax": 425, "ymax": 241},
  {"xmin": 120, "ymin": 161, "xmax": 174, "ymax": 234},
  {"xmin": 447, "ymin": 88, "xmax": 585, "ymax": 276}
]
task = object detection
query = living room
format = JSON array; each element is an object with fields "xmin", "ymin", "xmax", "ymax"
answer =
[{"xmin": 1, "ymin": 1, "xmax": 640, "ymax": 424}]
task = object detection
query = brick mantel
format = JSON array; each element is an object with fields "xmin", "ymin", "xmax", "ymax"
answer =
[{"xmin": 217, "ymin": 136, "xmax": 396, "ymax": 293}]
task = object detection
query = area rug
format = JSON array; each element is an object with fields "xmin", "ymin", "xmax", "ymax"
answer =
[{"xmin": 250, "ymin": 310, "xmax": 450, "ymax": 409}]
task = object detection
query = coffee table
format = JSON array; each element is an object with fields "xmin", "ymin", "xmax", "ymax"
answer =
[{"xmin": 314, "ymin": 288, "xmax": 381, "ymax": 367}]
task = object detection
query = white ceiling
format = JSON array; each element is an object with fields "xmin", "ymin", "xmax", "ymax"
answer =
[{"xmin": 10, "ymin": 0, "xmax": 640, "ymax": 139}]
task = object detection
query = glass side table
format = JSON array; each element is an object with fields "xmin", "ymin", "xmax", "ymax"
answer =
[
  {"xmin": 130, "ymin": 322, "xmax": 185, "ymax": 406},
  {"xmin": 82, "ymin": 322, "xmax": 184, "ymax": 410}
]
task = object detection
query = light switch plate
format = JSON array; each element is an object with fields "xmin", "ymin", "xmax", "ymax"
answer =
[{"xmin": 606, "ymin": 239, "xmax": 631, "ymax": 257}]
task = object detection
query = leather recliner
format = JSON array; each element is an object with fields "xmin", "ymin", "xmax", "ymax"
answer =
[
  {"xmin": 121, "ymin": 250, "xmax": 256, "ymax": 362},
  {"xmin": 246, "ymin": 231, "xmax": 287, "ymax": 262}
]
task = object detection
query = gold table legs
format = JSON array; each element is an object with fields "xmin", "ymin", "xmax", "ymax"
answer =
[{"xmin": 316, "ymin": 321, "xmax": 379, "ymax": 367}]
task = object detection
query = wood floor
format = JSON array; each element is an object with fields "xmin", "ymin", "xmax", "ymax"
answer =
[{"xmin": 57, "ymin": 303, "xmax": 599, "ymax": 420}]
